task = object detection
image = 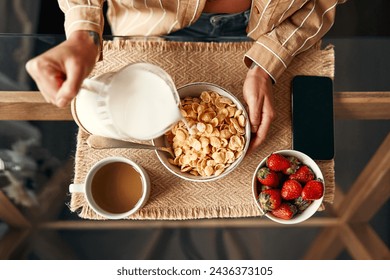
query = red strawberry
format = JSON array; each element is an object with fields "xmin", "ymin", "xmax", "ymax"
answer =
[
  {"xmin": 258, "ymin": 189, "xmax": 282, "ymax": 212},
  {"xmin": 256, "ymin": 167, "xmax": 279, "ymax": 187},
  {"xmin": 266, "ymin": 153, "xmax": 291, "ymax": 172},
  {"xmin": 281, "ymin": 179, "xmax": 302, "ymax": 200},
  {"xmin": 271, "ymin": 203, "xmax": 298, "ymax": 220},
  {"xmin": 294, "ymin": 197, "xmax": 312, "ymax": 213},
  {"xmin": 302, "ymin": 179, "xmax": 324, "ymax": 200},
  {"xmin": 284, "ymin": 156, "xmax": 301, "ymax": 175},
  {"xmin": 289, "ymin": 165, "xmax": 315, "ymax": 184}
]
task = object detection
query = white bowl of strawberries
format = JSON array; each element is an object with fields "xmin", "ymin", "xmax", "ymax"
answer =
[{"xmin": 252, "ymin": 150, "xmax": 324, "ymax": 224}]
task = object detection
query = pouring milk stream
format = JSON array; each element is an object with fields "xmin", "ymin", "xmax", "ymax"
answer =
[{"xmin": 71, "ymin": 63, "xmax": 183, "ymax": 141}]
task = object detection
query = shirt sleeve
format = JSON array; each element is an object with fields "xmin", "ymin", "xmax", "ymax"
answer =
[
  {"xmin": 244, "ymin": 0, "xmax": 345, "ymax": 82},
  {"xmin": 57, "ymin": 0, "xmax": 105, "ymax": 41}
]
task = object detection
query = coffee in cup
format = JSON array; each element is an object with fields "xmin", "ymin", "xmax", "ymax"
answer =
[{"xmin": 69, "ymin": 157, "xmax": 150, "ymax": 219}]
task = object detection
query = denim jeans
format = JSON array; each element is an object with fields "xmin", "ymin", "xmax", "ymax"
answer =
[{"xmin": 168, "ymin": 10, "xmax": 250, "ymax": 40}]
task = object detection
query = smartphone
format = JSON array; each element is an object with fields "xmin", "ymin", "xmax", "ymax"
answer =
[{"xmin": 291, "ymin": 75, "xmax": 334, "ymax": 160}]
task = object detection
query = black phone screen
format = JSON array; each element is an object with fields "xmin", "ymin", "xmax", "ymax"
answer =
[{"xmin": 291, "ymin": 75, "xmax": 334, "ymax": 160}]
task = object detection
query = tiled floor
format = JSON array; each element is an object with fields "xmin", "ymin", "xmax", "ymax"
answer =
[{"xmin": 0, "ymin": 0, "xmax": 389, "ymax": 259}]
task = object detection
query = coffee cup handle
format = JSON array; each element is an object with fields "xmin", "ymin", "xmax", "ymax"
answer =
[{"xmin": 69, "ymin": 183, "xmax": 85, "ymax": 193}]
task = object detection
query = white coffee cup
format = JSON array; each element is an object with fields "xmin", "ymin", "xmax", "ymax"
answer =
[{"xmin": 69, "ymin": 157, "xmax": 150, "ymax": 219}]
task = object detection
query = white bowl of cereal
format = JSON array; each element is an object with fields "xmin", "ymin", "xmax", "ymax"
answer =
[{"xmin": 152, "ymin": 82, "xmax": 251, "ymax": 182}]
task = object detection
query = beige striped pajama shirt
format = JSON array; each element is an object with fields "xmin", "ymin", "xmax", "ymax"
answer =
[{"xmin": 57, "ymin": 0, "xmax": 346, "ymax": 82}]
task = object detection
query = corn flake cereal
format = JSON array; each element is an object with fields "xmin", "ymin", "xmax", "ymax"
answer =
[{"xmin": 166, "ymin": 90, "xmax": 247, "ymax": 177}]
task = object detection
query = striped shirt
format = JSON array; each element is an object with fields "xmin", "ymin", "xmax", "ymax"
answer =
[{"xmin": 58, "ymin": 0, "xmax": 346, "ymax": 82}]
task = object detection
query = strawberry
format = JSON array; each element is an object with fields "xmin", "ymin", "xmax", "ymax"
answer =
[
  {"xmin": 256, "ymin": 167, "xmax": 279, "ymax": 187},
  {"xmin": 266, "ymin": 153, "xmax": 291, "ymax": 172},
  {"xmin": 289, "ymin": 165, "xmax": 315, "ymax": 184},
  {"xmin": 302, "ymin": 179, "xmax": 324, "ymax": 200},
  {"xmin": 294, "ymin": 197, "xmax": 312, "ymax": 213},
  {"xmin": 258, "ymin": 189, "xmax": 282, "ymax": 212},
  {"xmin": 284, "ymin": 156, "xmax": 301, "ymax": 175},
  {"xmin": 259, "ymin": 185, "xmax": 272, "ymax": 192},
  {"xmin": 281, "ymin": 179, "xmax": 302, "ymax": 200},
  {"xmin": 271, "ymin": 203, "xmax": 298, "ymax": 220}
]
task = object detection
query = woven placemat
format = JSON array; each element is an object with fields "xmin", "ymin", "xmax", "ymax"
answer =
[{"xmin": 69, "ymin": 39, "xmax": 335, "ymax": 220}]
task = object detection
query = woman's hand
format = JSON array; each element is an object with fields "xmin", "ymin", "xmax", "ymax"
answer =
[
  {"xmin": 243, "ymin": 64, "xmax": 275, "ymax": 152},
  {"xmin": 25, "ymin": 31, "xmax": 100, "ymax": 108}
]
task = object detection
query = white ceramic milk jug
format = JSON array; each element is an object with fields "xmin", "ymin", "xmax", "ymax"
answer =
[{"xmin": 71, "ymin": 62, "xmax": 182, "ymax": 141}]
